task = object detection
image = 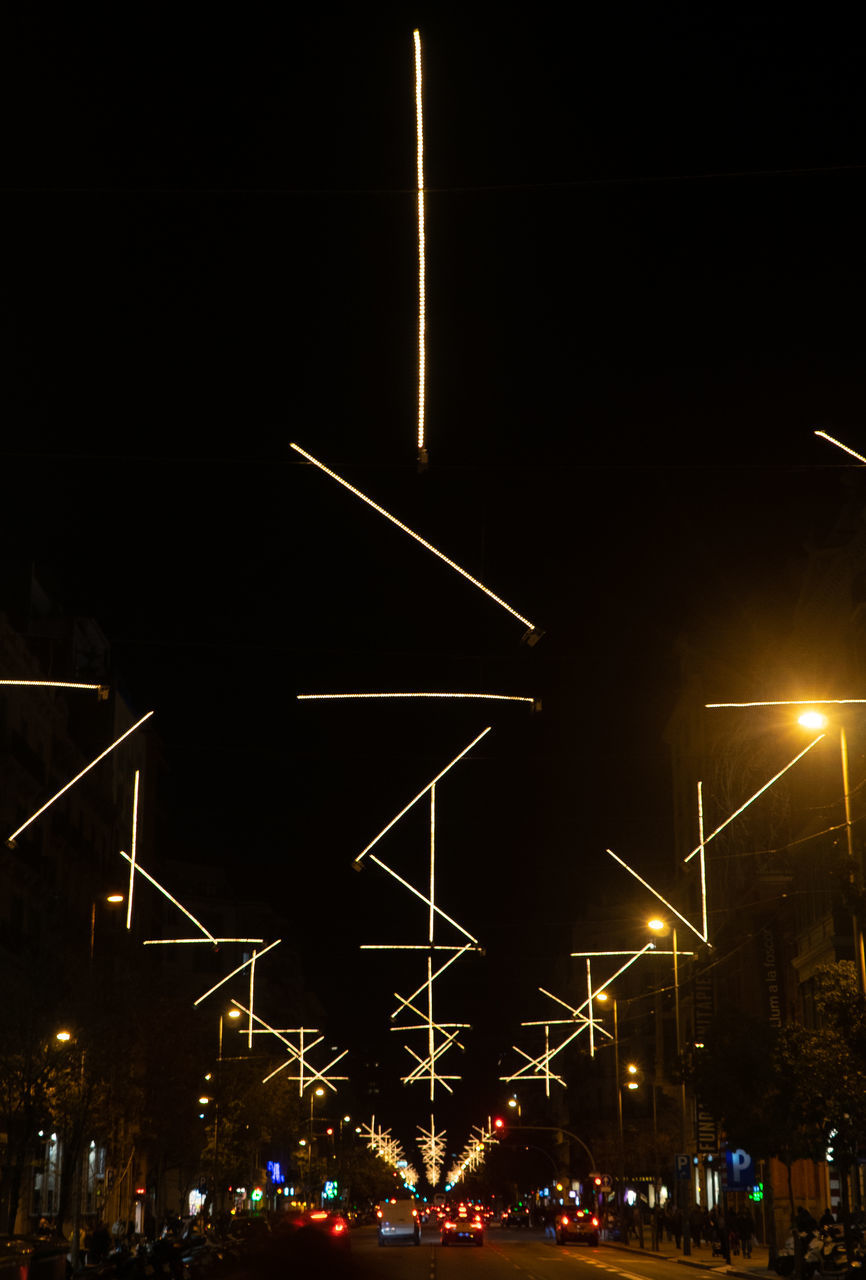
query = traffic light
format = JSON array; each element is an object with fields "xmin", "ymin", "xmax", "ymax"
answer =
[{"xmin": 493, "ymin": 1117, "xmax": 505, "ymax": 1135}]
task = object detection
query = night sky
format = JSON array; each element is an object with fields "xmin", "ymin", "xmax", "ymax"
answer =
[{"xmin": 3, "ymin": 7, "xmax": 864, "ymax": 1150}]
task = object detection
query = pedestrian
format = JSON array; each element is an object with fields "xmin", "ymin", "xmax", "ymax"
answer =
[
  {"xmin": 631, "ymin": 1201, "xmax": 645, "ymax": 1248},
  {"xmin": 738, "ymin": 1208, "xmax": 755, "ymax": 1258},
  {"xmin": 690, "ymin": 1206, "xmax": 703, "ymax": 1248},
  {"xmin": 671, "ymin": 1205, "xmax": 683, "ymax": 1248}
]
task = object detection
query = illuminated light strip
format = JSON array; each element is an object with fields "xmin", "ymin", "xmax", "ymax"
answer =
[
  {"xmin": 144, "ymin": 937, "xmax": 265, "ymax": 945},
  {"xmin": 119, "ymin": 850, "xmax": 216, "ymax": 943},
  {"xmin": 606, "ymin": 849, "xmax": 706, "ymax": 942},
  {"xmin": 291, "ymin": 442, "xmax": 538, "ymax": 633},
  {"xmin": 706, "ymin": 698, "xmax": 866, "ymax": 708},
  {"xmin": 298, "ymin": 691, "xmax": 535, "ymax": 703},
  {"xmin": 192, "ymin": 938, "xmax": 281, "ymax": 1005},
  {"xmin": 361, "ymin": 943, "xmax": 478, "ymax": 950},
  {"xmin": 248, "ymin": 950, "xmax": 257, "ymax": 1048},
  {"xmin": 0, "ymin": 678, "xmax": 104, "ymax": 691},
  {"xmin": 126, "ymin": 770, "xmax": 140, "ymax": 931},
  {"xmin": 414, "ymin": 29, "xmax": 427, "ymax": 461},
  {"xmin": 683, "ymin": 734, "xmax": 824, "ymax": 862},
  {"xmin": 814, "ymin": 430, "xmax": 866, "ymax": 464},
  {"xmin": 390, "ymin": 944, "xmax": 478, "ymax": 1018},
  {"xmin": 369, "ymin": 854, "xmax": 479, "ymax": 943},
  {"xmin": 698, "ymin": 780, "xmax": 708, "ymax": 940},
  {"xmin": 118, "ymin": 855, "xmax": 217, "ymax": 947},
  {"xmin": 8, "ymin": 711, "xmax": 154, "ymax": 846},
  {"xmin": 354, "ymin": 726, "xmax": 491, "ymax": 865}
]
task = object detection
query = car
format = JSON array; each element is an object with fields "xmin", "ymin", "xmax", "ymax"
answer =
[
  {"xmin": 556, "ymin": 1207, "xmax": 600, "ymax": 1246},
  {"xmin": 501, "ymin": 1204, "xmax": 531, "ymax": 1228},
  {"xmin": 441, "ymin": 1205, "xmax": 484, "ymax": 1247},
  {"xmin": 377, "ymin": 1199, "xmax": 421, "ymax": 1246},
  {"xmin": 295, "ymin": 1210, "xmax": 351, "ymax": 1250}
]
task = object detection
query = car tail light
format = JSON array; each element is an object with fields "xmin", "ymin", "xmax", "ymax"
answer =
[
  {"xmin": 332, "ymin": 1222, "xmax": 346, "ymax": 1235},
  {"xmin": 592, "ymin": 1216, "xmax": 599, "ymax": 1227},
  {"xmin": 310, "ymin": 1212, "xmax": 327, "ymax": 1221},
  {"xmin": 561, "ymin": 1215, "xmax": 570, "ymax": 1225}
]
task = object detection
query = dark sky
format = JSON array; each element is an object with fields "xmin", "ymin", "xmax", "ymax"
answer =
[{"xmin": 2, "ymin": 6, "xmax": 864, "ymax": 1151}]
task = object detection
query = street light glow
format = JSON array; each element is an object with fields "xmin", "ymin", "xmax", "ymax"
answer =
[
  {"xmin": 799, "ymin": 710, "xmax": 829, "ymax": 730},
  {"xmin": 290, "ymin": 442, "xmax": 538, "ymax": 634}
]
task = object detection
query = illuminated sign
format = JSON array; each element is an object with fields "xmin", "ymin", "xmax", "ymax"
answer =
[{"xmin": 266, "ymin": 1160, "xmax": 284, "ymax": 1185}]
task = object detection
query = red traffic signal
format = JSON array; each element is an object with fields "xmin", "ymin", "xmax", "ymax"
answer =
[{"xmin": 493, "ymin": 1117, "xmax": 505, "ymax": 1132}]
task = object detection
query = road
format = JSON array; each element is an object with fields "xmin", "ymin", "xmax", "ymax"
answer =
[{"xmin": 339, "ymin": 1223, "xmax": 724, "ymax": 1279}]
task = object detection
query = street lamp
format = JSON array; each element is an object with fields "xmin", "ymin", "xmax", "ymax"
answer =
[
  {"xmin": 647, "ymin": 918, "xmax": 691, "ymax": 1256},
  {"xmin": 798, "ymin": 709, "xmax": 866, "ymax": 992},
  {"xmin": 507, "ymin": 1095, "xmax": 522, "ymax": 1121}
]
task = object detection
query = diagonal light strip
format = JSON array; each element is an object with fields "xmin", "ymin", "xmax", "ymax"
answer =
[
  {"xmin": 192, "ymin": 938, "xmax": 281, "ymax": 1005},
  {"xmin": 684, "ymin": 734, "xmax": 824, "ymax": 861},
  {"xmin": 390, "ymin": 943, "xmax": 477, "ymax": 1017},
  {"xmin": 605, "ymin": 850, "xmax": 705, "ymax": 942},
  {"xmin": 119, "ymin": 850, "xmax": 215, "ymax": 943},
  {"xmin": 9, "ymin": 711, "xmax": 154, "ymax": 845},
  {"xmin": 354, "ymin": 727, "xmax": 491, "ymax": 865},
  {"xmin": 814, "ymin": 430, "xmax": 866, "ymax": 464},
  {"xmin": 368, "ymin": 854, "xmax": 479, "ymax": 943},
  {"xmin": 291, "ymin": 442, "xmax": 537, "ymax": 633}
]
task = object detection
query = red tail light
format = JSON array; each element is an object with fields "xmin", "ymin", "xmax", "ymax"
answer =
[
  {"xmin": 592, "ymin": 1216, "xmax": 599, "ymax": 1227},
  {"xmin": 561, "ymin": 1215, "xmax": 570, "ymax": 1225}
]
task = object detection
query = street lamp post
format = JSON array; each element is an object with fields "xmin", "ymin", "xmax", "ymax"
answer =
[
  {"xmin": 648, "ymin": 919, "xmax": 691, "ymax": 1255},
  {"xmin": 798, "ymin": 711, "xmax": 866, "ymax": 993}
]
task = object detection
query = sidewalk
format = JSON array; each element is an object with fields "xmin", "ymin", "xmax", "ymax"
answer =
[{"xmin": 599, "ymin": 1232, "xmax": 773, "ymax": 1278}]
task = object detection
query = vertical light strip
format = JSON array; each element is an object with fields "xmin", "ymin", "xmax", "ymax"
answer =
[
  {"xmin": 697, "ymin": 780, "xmax": 708, "ymax": 941},
  {"xmin": 586, "ymin": 959, "xmax": 595, "ymax": 1058},
  {"xmin": 248, "ymin": 949, "xmax": 257, "ymax": 1048},
  {"xmin": 126, "ymin": 770, "xmax": 140, "ymax": 930},
  {"xmin": 414, "ymin": 29, "xmax": 427, "ymax": 464},
  {"xmin": 429, "ymin": 784, "xmax": 436, "ymax": 945}
]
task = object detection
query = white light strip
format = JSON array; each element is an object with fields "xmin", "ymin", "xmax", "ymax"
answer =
[
  {"xmin": 355, "ymin": 726, "xmax": 491, "ymax": 864},
  {"xmin": 144, "ymin": 937, "xmax": 265, "ymax": 945},
  {"xmin": 369, "ymin": 854, "xmax": 479, "ymax": 943},
  {"xmin": 298, "ymin": 691, "xmax": 535, "ymax": 703},
  {"xmin": 814, "ymin": 430, "xmax": 866, "ymax": 464},
  {"xmin": 683, "ymin": 735, "xmax": 824, "ymax": 862},
  {"xmin": 706, "ymin": 698, "xmax": 866, "ymax": 708},
  {"xmin": 698, "ymin": 780, "xmax": 708, "ymax": 940},
  {"xmin": 192, "ymin": 938, "xmax": 281, "ymax": 1005},
  {"xmin": 126, "ymin": 770, "xmax": 140, "ymax": 931},
  {"xmin": 119, "ymin": 850, "xmax": 216, "ymax": 942},
  {"xmin": 0, "ymin": 679, "xmax": 104, "ymax": 691},
  {"xmin": 414, "ymin": 28, "xmax": 426, "ymax": 460},
  {"xmin": 291, "ymin": 442, "xmax": 537, "ymax": 632},
  {"xmin": 606, "ymin": 849, "xmax": 706, "ymax": 943},
  {"xmin": 9, "ymin": 711, "xmax": 154, "ymax": 845},
  {"xmin": 361, "ymin": 944, "xmax": 477, "ymax": 950}
]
